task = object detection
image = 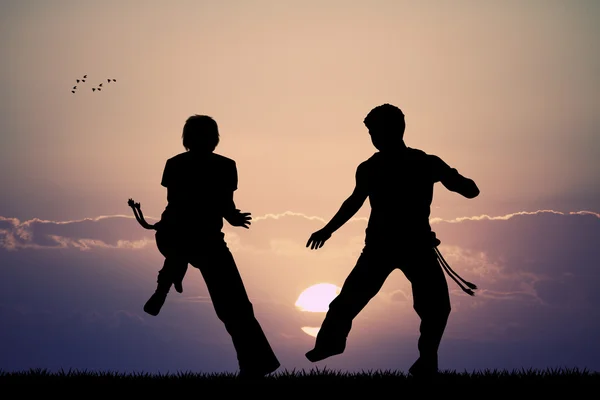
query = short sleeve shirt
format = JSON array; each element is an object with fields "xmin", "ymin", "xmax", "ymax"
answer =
[{"xmin": 160, "ymin": 151, "xmax": 237, "ymax": 234}]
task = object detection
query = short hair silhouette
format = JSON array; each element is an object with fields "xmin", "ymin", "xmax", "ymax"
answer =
[
  {"xmin": 182, "ymin": 115, "xmax": 220, "ymax": 152},
  {"xmin": 363, "ymin": 103, "xmax": 406, "ymax": 138}
]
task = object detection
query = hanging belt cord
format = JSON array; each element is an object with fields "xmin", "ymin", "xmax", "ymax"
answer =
[{"xmin": 434, "ymin": 246, "xmax": 478, "ymax": 296}]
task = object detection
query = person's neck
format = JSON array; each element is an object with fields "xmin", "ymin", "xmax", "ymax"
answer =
[
  {"xmin": 379, "ymin": 141, "xmax": 407, "ymax": 154},
  {"xmin": 188, "ymin": 150, "xmax": 213, "ymax": 156}
]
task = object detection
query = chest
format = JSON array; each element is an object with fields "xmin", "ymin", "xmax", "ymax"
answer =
[{"xmin": 364, "ymin": 161, "xmax": 433, "ymax": 198}]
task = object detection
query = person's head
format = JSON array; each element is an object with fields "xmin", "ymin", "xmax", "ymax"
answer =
[
  {"xmin": 182, "ymin": 115, "xmax": 220, "ymax": 152},
  {"xmin": 363, "ymin": 104, "xmax": 406, "ymax": 151}
]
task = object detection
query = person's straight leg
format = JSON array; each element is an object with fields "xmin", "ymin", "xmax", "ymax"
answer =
[
  {"xmin": 401, "ymin": 249, "xmax": 451, "ymax": 376},
  {"xmin": 190, "ymin": 240, "xmax": 280, "ymax": 376}
]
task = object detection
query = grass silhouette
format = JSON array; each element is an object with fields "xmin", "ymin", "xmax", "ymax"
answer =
[{"xmin": 1, "ymin": 367, "xmax": 598, "ymax": 393}]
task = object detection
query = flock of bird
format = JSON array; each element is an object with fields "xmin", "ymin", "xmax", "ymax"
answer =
[{"xmin": 71, "ymin": 75, "xmax": 117, "ymax": 93}]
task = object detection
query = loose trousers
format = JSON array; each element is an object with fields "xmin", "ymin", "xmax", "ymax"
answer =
[
  {"xmin": 313, "ymin": 244, "xmax": 451, "ymax": 366},
  {"xmin": 155, "ymin": 228, "xmax": 280, "ymax": 373}
]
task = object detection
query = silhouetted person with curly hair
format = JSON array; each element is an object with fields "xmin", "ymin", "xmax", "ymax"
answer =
[
  {"xmin": 305, "ymin": 104, "xmax": 480, "ymax": 378},
  {"xmin": 139, "ymin": 115, "xmax": 280, "ymax": 379}
]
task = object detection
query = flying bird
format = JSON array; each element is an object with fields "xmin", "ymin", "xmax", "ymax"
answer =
[
  {"xmin": 70, "ymin": 75, "xmax": 116, "ymax": 93},
  {"xmin": 75, "ymin": 74, "xmax": 86, "ymax": 84}
]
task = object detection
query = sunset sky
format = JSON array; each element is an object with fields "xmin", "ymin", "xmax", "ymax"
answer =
[{"xmin": 1, "ymin": 0, "xmax": 599, "ymax": 374}]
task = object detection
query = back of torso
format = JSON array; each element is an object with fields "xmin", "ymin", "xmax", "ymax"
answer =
[{"xmin": 160, "ymin": 152, "xmax": 236, "ymax": 235}]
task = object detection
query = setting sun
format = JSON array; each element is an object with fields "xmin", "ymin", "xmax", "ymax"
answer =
[
  {"xmin": 296, "ymin": 283, "xmax": 342, "ymax": 338},
  {"xmin": 301, "ymin": 327, "xmax": 321, "ymax": 338},
  {"xmin": 295, "ymin": 283, "xmax": 341, "ymax": 312}
]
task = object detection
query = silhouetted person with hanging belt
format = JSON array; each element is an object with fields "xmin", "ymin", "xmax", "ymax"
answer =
[
  {"xmin": 135, "ymin": 114, "xmax": 280, "ymax": 379},
  {"xmin": 305, "ymin": 104, "xmax": 480, "ymax": 378}
]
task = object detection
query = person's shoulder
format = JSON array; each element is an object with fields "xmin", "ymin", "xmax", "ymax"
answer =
[
  {"xmin": 165, "ymin": 151, "xmax": 188, "ymax": 164},
  {"xmin": 211, "ymin": 152, "xmax": 236, "ymax": 167},
  {"xmin": 211, "ymin": 152, "xmax": 234, "ymax": 162},
  {"xmin": 407, "ymin": 147, "xmax": 429, "ymax": 158},
  {"xmin": 360, "ymin": 152, "xmax": 381, "ymax": 166},
  {"xmin": 408, "ymin": 147, "xmax": 442, "ymax": 164},
  {"xmin": 355, "ymin": 152, "xmax": 381, "ymax": 177}
]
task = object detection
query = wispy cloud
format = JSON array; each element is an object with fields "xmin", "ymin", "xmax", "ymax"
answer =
[
  {"xmin": 430, "ymin": 209, "xmax": 600, "ymax": 224},
  {"xmin": 1, "ymin": 209, "xmax": 596, "ymax": 251},
  {"xmin": 173, "ymin": 295, "xmax": 212, "ymax": 304}
]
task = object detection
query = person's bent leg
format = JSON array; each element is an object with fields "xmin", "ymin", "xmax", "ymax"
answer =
[
  {"xmin": 144, "ymin": 257, "xmax": 185, "ymax": 316},
  {"xmin": 172, "ymin": 262, "xmax": 188, "ymax": 293},
  {"xmin": 144, "ymin": 229, "xmax": 185, "ymax": 316},
  {"xmin": 191, "ymin": 240, "xmax": 280, "ymax": 377},
  {"xmin": 306, "ymin": 247, "xmax": 394, "ymax": 362}
]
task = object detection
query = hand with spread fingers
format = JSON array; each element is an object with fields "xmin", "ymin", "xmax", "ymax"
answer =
[
  {"xmin": 227, "ymin": 209, "xmax": 252, "ymax": 229},
  {"xmin": 306, "ymin": 228, "xmax": 332, "ymax": 250}
]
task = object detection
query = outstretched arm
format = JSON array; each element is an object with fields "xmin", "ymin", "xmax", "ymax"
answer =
[
  {"xmin": 442, "ymin": 170, "xmax": 479, "ymax": 199},
  {"xmin": 127, "ymin": 198, "xmax": 156, "ymax": 230},
  {"xmin": 306, "ymin": 165, "xmax": 368, "ymax": 249},
  {"xmin": 432, "ymin": 156, "xmax": 480, "ymax": 199},
  {"xmin": 321, "ymin": 186, "xmax": 367, "ymax": 235}
]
